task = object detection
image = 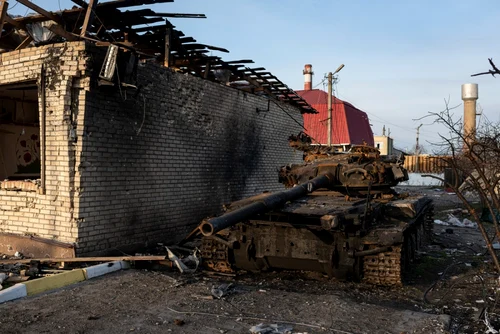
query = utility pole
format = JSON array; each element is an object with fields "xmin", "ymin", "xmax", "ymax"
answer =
[
  {"xmin": 327, "ymin": 72, "xmax": 333, "ymax": 146},
  {"xmin": 326, "ymin": 64, "xmax": 345, "ymax": 147},
  {"xmin": 415, "ymin": 123, "xmax": 423, "ymax": 172}
]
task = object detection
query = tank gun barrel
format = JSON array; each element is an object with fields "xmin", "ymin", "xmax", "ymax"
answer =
[{"xmin": 199, "ymin": 173, "xmax": 333, "ymax": 236}]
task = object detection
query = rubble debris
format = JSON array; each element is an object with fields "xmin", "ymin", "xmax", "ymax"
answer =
[
  {"xmin": 211, "ymin": 283, "xmax": 234, "ymax": 299},
  {"xmin": 249, "ymin": 323, "xmax": 294, "ymax": 334},
  {"xmin": 173, "ymin": 319, "xmax": 185, "ymax": 326},
  {"xmin": 165, "ymin": 247, "xmax": 199, "ymax": 274},
  {"xmin": 484, "ymin": 309, "xmax": 499, "ymax": 334},
  {"xmin": 434, "ymin": 214, "xmax": 478, "ymax": 228},
  {"xmin": 191, "ymin": 294, "xmax": 214, "ymax": 300},
  {"xmin": 0, "ymin": 272, "xmax": 6, "ymax": 290}
]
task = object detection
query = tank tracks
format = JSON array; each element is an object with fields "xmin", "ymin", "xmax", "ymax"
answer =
[
  {"xmin": 363, "ymin": 204, "xmax": 434, "ymax": 285},
  {"xmin": 201, "ymin": 204, "xmax": 434, "ymax": 287},
  {"xmin": 200, "ymin": 237, "xmax": 234, "ymax": 274}
]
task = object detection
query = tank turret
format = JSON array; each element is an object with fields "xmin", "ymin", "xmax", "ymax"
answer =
[{"xmin": 282, "ymin": 133, "xmax": 408, "ymax": 196}]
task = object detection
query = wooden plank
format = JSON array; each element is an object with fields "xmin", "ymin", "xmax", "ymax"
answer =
[
  {"xmin": 80, "ymin": 0, "xmax": 98, "ymax": 36},
  {"xmin": 145, "ymin": 13, "xmax": 206, "ymax": 18},
  {"xmin": 15, "ymin": 35, "xmax": 33, "ymax": 50},
  {"xmin": 183, "ymin": 43, "xmax": 228, "ymax": 53},
  {"xmin": 71, "ymin": 0, "xmax": 88, "ymax": 7},
  {"xmin": 203, "ymin": 60, "xmax": 211, "ymax": 79},
  {"xmin": 132, "ymin": 24, "xmax": 166, "ymax": 33},
  {"xmin": 16, "ymin": 0, "xmax": 61, "ymax": 23},
  {"xmin": 5, "ymin": 15, "xmax": 22, "ymax": 29},
  {"xmin": 224, "ymin": 60, "xmax": 254, "ymax": 64},
  {"xmin": 164, "ymin": 27, "xmax": 171, "ymax": 67},
  {"xmin": 96, "ymin": 0, "xmax": 174, "ymax": 10},
  {"xmin": 0, "ymin": 255, "xmax": 168, "ymax": 264},
  {"xmin": 178, "ymin": 36, "xmax": 195, "ymax": 43},
  {"xmin": 244, "ymin": 67, "xmax": 266, "ymax": 72},
  {"xmin": 0, "ymin": 0, "xmax": 8, "ymax": 39},
  {"xmin": 96, "ymin": 41, "xmax": 111, "ymax": 46},
  {"xmin": 124, "ymin": 16, "xmax": 164, "ymax": 27}
]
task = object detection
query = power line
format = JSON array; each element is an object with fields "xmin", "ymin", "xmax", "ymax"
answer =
[
  {"xmin": 335, "ymin": 88, "xmax": 446, "ymax": 139},
  {"xmin": 313, "ymin": 77, "xmax": 326, "ymax": 89},
  {"xmin": 8, "ymin": 1, "xmax": 19, "ymax": 10}
]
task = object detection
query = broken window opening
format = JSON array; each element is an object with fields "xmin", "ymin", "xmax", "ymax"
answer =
[{"xmin": 0, "ymin": 81, "xmax": 41, "ymax": 191}]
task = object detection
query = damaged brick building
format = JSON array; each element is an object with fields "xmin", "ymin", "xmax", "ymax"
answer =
[{"xmin": 0, "ymin": 0, "xmax": 315, "ymax": 256}]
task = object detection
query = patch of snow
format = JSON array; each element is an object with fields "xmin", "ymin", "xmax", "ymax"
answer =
[
  {"xmin": 400, "ymin": 173, "xmax": 444, "ymax": 186},
  {"xmin": 434, "ymin": 214, "xmax": 478, "ymax": 228}
]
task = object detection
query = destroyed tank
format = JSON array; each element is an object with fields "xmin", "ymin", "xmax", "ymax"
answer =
[{"xmin": 193, "ymin": 133, "xmax": 434, "ymax": 286}]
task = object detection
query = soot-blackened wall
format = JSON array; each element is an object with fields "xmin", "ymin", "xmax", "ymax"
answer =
[{"xmin": 76, "ymin": 50, "xmax": 304, "ymax": 254}]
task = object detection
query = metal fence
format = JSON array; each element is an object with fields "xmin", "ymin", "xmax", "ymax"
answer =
[{"xmin": 403, "ymin": 155, "xmax": 450, "ymax": 173}]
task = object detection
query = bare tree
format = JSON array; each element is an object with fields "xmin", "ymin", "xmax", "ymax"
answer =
[
  {"xmin": 420, "ymin": 100, "xmax": 500, "ymax": 275},
  {"xmin": 472, "ymin": 58, "xmax": 500, "ymax": 77}
]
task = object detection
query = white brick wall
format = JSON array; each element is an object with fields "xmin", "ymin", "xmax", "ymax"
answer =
[
  {"xmin": 0, "ymin": 42, "xmax": 88, "ymax": 243},
  {"xmin": 0, "ymin": 42, "xmax": 305, "ymax": 255}
]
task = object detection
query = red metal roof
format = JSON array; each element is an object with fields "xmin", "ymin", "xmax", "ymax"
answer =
[{"xmin": 295, "ymin": 89, "xmax": 374, "ymax": 146}]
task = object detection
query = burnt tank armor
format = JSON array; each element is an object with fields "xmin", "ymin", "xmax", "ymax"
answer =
[{"xmin": 192, "ymin": 133, "xmax": 434, "ymax": 286}]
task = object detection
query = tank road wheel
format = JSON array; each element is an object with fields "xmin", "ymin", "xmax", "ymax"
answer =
[{"xmin": 362, "ymin": 246, "xmax": 403, "ymax": 286}]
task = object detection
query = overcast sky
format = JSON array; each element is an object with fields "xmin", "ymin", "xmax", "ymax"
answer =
[{"xmin": 11, "ymin": 0, "xmax": 500, "ymax": 152}]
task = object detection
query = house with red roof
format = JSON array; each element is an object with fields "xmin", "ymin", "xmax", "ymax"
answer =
[{"xmin": 296, "ymin": 64, "xmax": 374, "ymax": 150}]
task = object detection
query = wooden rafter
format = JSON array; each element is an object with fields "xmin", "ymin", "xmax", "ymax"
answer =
[
  {"xmin": 0, "ymin": 0, "xmax": 315, "ymax": 114},
  {"xmin": 47, "ymin": 24, "xmax": 80, "ymax": 42},
  {"xmin": 4, "ymin": 14, "xmax": 21, "ymax": 29},
  {"xmin": 80, "ymin": 0, "xmax": 98, "ymax": 37},
  {"xmin": 0, "ymin": 0, "xmax": 8, "ymax": 38},
  {"xmin": 15, "ymin": 35, "xmax": 32, "ymax": 50},
  {"xmin": 16, "ymin": 0, "xmax": 61, "ymax": 23}
]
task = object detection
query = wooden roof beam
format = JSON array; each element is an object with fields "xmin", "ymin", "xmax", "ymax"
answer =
[
  {"xmin": 0, "ymin": 0, "xmax": 8, "ymax": 38},
  {"xmin": 5, "ymin": 14, "xmax": 22, "ymax": 29},
  {"xmin": 80, "ymin": 0, "xmax": 99, "ymax": 36},
  {"xmin": 132, "ymin": 24, "xmax": 166, "ymax": 33},
  {"xmin": 71, "ymin": 0, "xmax": 87, "ymax": 7},
  {"xmin": 15, "ymin": 35, "xmax": 33, "ymax": 50},
  {"xmin": 224, "ymin": 60, "xmax": 254, "ymax": 64},
  {"xmin": 182, "ymin": 43, "xmax": 228, "ymax": 53},
  {"xmin": 144, "ymin": 12, "xmax": 206, "ymax": 18},
  {"xmin": 47, "ymin": 23, "xmax": 80, "ymax": 41},
  {"xmin": 16, "ymin": 0, "xmax": 61, "ymax": 23},
  {"xmin": 95, "ymin": 0, "xmax": 174, "ymax": 10}
]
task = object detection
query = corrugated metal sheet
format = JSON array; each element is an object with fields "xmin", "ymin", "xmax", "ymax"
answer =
[{"xmin": 296, "ymin": 90, "xmax": 374, "ymax": 146}]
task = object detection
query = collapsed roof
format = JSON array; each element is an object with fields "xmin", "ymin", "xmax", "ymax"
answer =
[{"xmin": 0, "ymin": 0, "xmax": 315, "ymax": 113}]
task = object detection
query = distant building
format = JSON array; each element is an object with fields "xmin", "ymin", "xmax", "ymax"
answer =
[
  {"xmin": 374, "ymin": 135, "xmax": 393, "ymax": 155},
  {"xmin": 296, "ymin": 64, "xmax": 374, "ymax": 151},
  {"xmin": 374, "ymin": 126, "xmax": 394, "ymax": 155}
]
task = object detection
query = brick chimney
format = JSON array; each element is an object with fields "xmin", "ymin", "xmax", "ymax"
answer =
[{"xmin": 303, "ymin": 64, "xmax": 313, "ymax": 91}]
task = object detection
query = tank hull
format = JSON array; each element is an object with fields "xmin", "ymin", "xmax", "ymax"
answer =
[{"xmin": 201, "ymin": 192, "xmax": 434, "ymax": 285}]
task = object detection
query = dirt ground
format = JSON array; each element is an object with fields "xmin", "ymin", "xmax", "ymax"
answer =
[
  {"xmin": 1, "ymin": 186, "xmax": 499, "ymax": 334},
  {"xmin": 0, "ymin": 270, "xmax": 452, "ymax": 334}
]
